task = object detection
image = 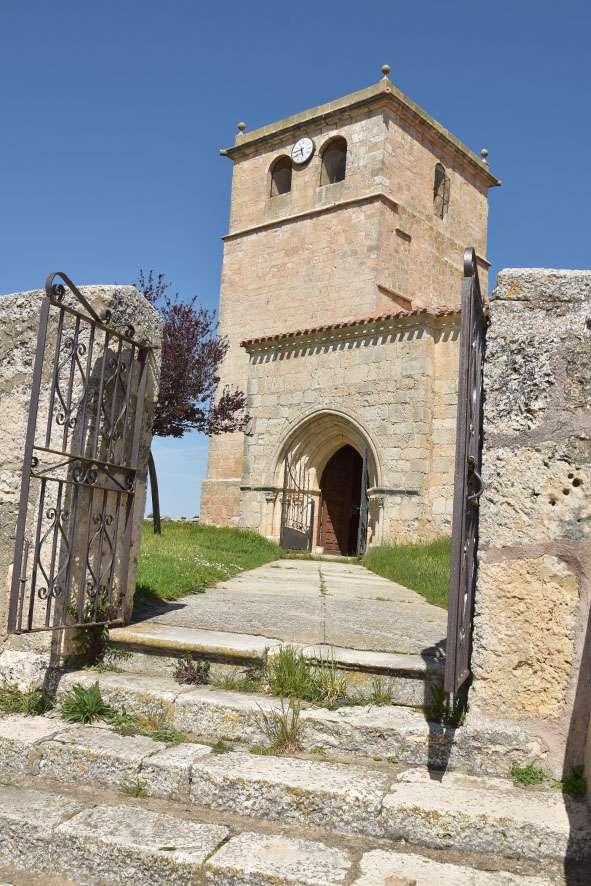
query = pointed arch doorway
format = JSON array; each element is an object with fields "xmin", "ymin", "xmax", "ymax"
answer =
[{"xmin": 318, "ymin": 445, "xmax": 368, "ymax": 556}]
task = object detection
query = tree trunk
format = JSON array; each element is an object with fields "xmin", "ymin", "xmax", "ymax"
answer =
[{"xmin": 148, "ymin": 449, "xmax": 162, "ymax": 535}]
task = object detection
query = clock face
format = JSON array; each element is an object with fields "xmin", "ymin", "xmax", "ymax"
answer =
[{"xmin": 292, "ymin": 137, "xmax": 315, "ymax": 165}]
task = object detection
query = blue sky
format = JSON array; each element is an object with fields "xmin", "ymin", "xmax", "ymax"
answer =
[{"xmin": 2, "ymin": 1, "xmax": 590, "ymax": 517}]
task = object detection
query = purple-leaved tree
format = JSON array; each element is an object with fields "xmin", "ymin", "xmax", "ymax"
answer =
[{"xmin": 138, "ymin": 270, "xmax": 248, "ymax": 533}]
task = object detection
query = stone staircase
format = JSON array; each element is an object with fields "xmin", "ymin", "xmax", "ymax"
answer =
[{"xmin": 0, "ymin": 665, "xmax": 589, "ymax": 884}]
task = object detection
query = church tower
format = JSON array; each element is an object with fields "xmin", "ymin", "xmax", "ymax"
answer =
[{"xmin": 200, "ymin": 67, "xmax": 500, "ymax": 553}]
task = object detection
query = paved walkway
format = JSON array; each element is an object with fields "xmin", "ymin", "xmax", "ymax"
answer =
[{"xmin": 135, "ymin": 559, "xmax": 447, "ymax": 658}]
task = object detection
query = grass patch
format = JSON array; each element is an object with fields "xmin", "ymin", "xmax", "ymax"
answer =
[
  {"xmin": 363, "ymin": 537, "xmax": 451, "ymax": 609},
  {"xmin": 552, "ymin": 765, "xmax": 587, "ymax": 799},
  {"xmin": 511, "ymin": 763, "xmax": 546, "ymax": 786},
  {"xmin": 135, "ymin": 521, "xmax": 282, "ymax": 608},
  {"xmin": 267, "ymin": 646, "xmax": 348, "ymax": 706},
  {"xmin": 0, "ymin": 685, "xmax": 51, "ymax": 716},
  {"xmin": 216, "ymin": 667, "xmax": 266, "ymax": 694},
  {"xmin": 251, "ymin": 698, "xmax": 303, "ymax": 754}
]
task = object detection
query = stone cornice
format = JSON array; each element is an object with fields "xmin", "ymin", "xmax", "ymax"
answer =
[
  {"xmin": 222, "ymin": 191, "xmax": 398, "ymax": 241},
  {"xmin": 241, "ymin": 307, "xmax": 461, "ymax": 355},
  {"xmin": 223, "ymin": 77, "xmax": 501, "ymax": 189}
]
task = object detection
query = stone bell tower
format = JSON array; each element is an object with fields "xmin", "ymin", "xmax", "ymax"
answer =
[{"xmin": 200, "ymin": 66, "xmax": 499, "ymax": 550}]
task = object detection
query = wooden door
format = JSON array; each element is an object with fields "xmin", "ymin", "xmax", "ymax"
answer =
[{"xmin": 319, "ymin": 446, "xmax": 362, "ymax": 555}]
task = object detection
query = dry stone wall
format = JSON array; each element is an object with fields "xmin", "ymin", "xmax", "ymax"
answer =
[
  {"xmin": 469, "ymin": 269, "xmax": 591, "ymax": 778},
  {"xmin": 0, "ymin": 285, "xmax": 161, "ymax": 681}
]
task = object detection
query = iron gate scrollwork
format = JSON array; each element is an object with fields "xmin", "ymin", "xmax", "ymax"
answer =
[
  {"xmin": 444, "ymin": 248, "xmax": 488, "ymax": 694},
  {"xmin": 356, "ymin": 446, "xmax": 369, "ymax": 558},
  {"xmin": 279, "ymin": 451, "xmax": 315, "ymax": 552},
  {"xmin": 8, "ymin": 272, "xmax": 154, "ymax": 634}
]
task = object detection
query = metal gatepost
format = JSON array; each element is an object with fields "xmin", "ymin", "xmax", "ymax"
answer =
[{"xmin": 444, "ymin": 248, "xmax": 488, "ymax": 694}]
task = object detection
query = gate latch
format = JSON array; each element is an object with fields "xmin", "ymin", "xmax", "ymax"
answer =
[{"xmin": 467, "ymin": 456, "xmax": 484, "ymax": 506}]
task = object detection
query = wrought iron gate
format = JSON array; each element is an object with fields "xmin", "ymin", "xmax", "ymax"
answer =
[
  {"xmin": 7, "ymin": 272, "xmax": 154, "ymax": 634},
  {"xmin": 356, "ymin": 446, "xmax": 368, "ymax": 557},
  {"xmin": 279, "ymin": 452, "xmax": 315, "ymax": 552},
  {"xmin": 444, "ymin": 248, "xmax": 488, "ymax": 693}
]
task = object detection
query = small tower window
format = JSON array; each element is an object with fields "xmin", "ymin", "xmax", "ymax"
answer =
[
  {"xmin": 433, "ymin": 163, "xmax": 450, "ymax": 218},
  {"xmin": 270, "ymin": 156, "xmax": 292, "ymax": 196},
  {"xmin": 320, "ymin": 137, "xmax": 347, "ymax": 186}
]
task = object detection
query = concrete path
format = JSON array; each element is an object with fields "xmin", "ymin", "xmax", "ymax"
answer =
[{"xmin": 134, "ymin": 559, "xmax": 447, "ymax": 657}]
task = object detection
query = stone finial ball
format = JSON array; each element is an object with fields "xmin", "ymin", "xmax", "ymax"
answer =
[
  {"xmin": 381, "ymin": 64, "xmax": 391, "ymax": 77},
  {"xmin": 238, "ymin": 122, "xmax": 246, "ymax": 132},
  {"xmin": 481, "ymin": 148, "xmax": 489, "ymax": 160}
]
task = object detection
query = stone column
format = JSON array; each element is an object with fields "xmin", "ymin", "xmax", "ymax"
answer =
[
  {"xmin": 0, "ymin": 284, "xmax": 161, "ymax": 686},
  {"xmin": 469, "ymin": 269, "xmax": 591, "ymax": 776}
]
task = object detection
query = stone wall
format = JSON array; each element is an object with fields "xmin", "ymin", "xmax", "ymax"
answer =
[
  {"xmin": 0, "ymin": 285, "xmax": 161, "ymax": 679},
  {"xmin": 239, "ymin": 312, "xmax": 460, "ymax": 545},
  {"xmin": 469, "ymin": 269, "xmax": 591, "ymax": 776}
]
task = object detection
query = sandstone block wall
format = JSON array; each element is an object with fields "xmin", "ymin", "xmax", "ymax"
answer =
[
  {"xmin": 469, "ymin": 269, "xmax": 591, "ymax": 776},
  {"xmin": 239, "ymin": 313, "xmax": 459, "ymax": 545},
  {"xmin": 0, "ymin": 285, "xmax": 161, "ymax": 667}
]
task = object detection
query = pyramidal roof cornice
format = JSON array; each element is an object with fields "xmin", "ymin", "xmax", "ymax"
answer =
[{"xmin": 222, "ymin": 77, "xmax": 501, "ymax": 188}]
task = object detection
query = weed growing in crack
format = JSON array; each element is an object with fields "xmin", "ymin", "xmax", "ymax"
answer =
[
  {"xmin": 251, "ymin": 698, "xmax": 304, "ymax": 754},
  {"xmin": 0, "ymin": 685, "xmax": 52, "ymax": 716},
  {"xmin": 212, "ymin": 738, "xmax": 232, "ymax": 754},
  {"xmin": 216, "ymin": 666, "xmax": 265, "ymax": 694},
  {"xmin": 150, "ymin": 727, "xmax": 187, "ymax": 745},
  {"xmin": 60, "ymin": 681, "xmax": 116, "ymax": 725},
  {"xmin": 173, "ymin": 654, "xmax": 211, "ymax": 685},
  {"xmin": 511, "ymin": 763, "xmax": 546, "ymax": 786},
  {"xmin": 120, "ymin": 778, "xmax": 148, "ymax": 798},
  {"xmin": 368, "ymin": 678, "xmax": 393, "ymax": 706},
  {"xmin": 552, "ymin": 765, "xmax": 587, "ymax": 799}
]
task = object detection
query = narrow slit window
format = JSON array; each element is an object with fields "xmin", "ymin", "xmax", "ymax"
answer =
[
  {"xmin": 320, "ymin": 137, "xmax": 347, "ymax": 186},
  {"xmin": 270, "ymin": 157, "xmax": 292, "ymax": 196},
  {"xmin": 433, "ymin": 163, "xmax": 450, "ymax": 218}
]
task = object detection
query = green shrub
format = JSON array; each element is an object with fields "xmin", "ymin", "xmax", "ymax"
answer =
[
  {"xmin": 511, "ymin": 763, "xmax": 546, "ymax": 786},
  {"xmin": 552, "ymin": 765, "xmax": 587, "ymax": 799},
  {"xmin": 60, "ymin": 681, "xmax": 116, "ymax": 725},
  {"xmin": 251, "ymin": 698, "xmax": 304, "ymax": 754}
]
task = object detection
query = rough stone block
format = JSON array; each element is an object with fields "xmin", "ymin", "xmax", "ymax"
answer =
[
  {"xmin": 190, "ymin": 751, "xmax": 390, "ymax": 836},
  {"xmin": 471, "ymin": 555, "xmax": 579, "ymax": 720},
  {"xmin": 205, "ymin": 832, "xmax": 352, "ymax": 885},
  {"xmin": 381, "ymin": 768, "xmax": 591, "ymax": 862},
  {"xmin": 55, "ymin": 804, "xmax": 228, "ymax": 886},
  {"xmin": 141, "ymin": 742, "xmax": 212, "ymax": 799},
  {"xmin": 353, "ymin": 849, "xmax": 551, "ymax": 885},
  {"xmin": 37, "ymin": 725, "xmax": 165, "ymax": 788},
  {"xmin": 0, "ymin": 713, "xmax": 67, "ymax": 773},
  {"xmin": 0, "ymin": 651, "xmax": 51, "ymax": 692}
]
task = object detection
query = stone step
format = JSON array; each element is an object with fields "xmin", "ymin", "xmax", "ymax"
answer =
[
  {"xmin": 0, "ymin": 774, "xmax": 562, "ymax": 886},
  {"xmin": 107, "ymin": 621, "xmax": 444, "ymax": 705},
  {"xmin": 54, "ymin": 669, "xmax": 549, "ymax": 778},
  {"xmin": 0, "ymin": 712, "xmax": 588, "ymax": 868}
]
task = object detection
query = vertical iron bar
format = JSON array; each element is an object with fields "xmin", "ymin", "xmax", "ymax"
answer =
[
  {"xmin": 45, "ymin": 306, "xmax": 65, "ymax": 449},
  {"xmin": 8, "ymin": 296, "xmax": 51, "ymax": 634},
  {"xmin": 61, "ymin": 315, "xmax": 81, "ymax": 452},
  {"xmin": 118, "ymin": 342, "xmax": 136, "ymax": 465},
  {"xmin": 26, "ymin": 479, "xmax": 47, "ymax": 631},
  {"xmin": 117, "ymin": 347, "xmax": 149, "ymax": 617},
  {"xmin": 279, "ymin": 452, "xmax": 289, "ymax": 548},
  {"xmin": 44, "ymin": 482, "xmax": 64, "ymax": 627},
  {"xmin": 105, "ymin": 337, "xmax": 124, "ymax": 464},
  {"xmin": 76, "ymin": 319, "xmax": 95, "ymax": 458},
  {"xmin": 91, "ymin": 330, "xmax": 110, "ymax": 460}
]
